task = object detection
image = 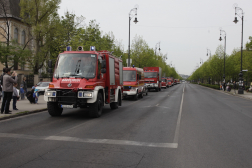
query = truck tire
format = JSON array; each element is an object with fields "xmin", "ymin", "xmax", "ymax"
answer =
[
  {"xmin": 110, "ymin": 101, "xmax": 118, "ymax": 109},
  {"xmin": 156, "ymin": 88, "xmax": 159, "ymax": 92},
  {"xmin": 48, "ymin": 102, "xmax": 63, "ymax": 117},
  {"xmin": 139, "ymin": 92, "xmax": 143, "ymax": 98},
  {"xmin": 89, "ymin": 93, "xmax": 103, "ymax": 118},
  {"xmin": 159, "ymin": 87, "xmax": 161, "ymax": 91}
]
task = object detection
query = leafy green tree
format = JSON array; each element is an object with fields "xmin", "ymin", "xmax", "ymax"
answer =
[{"xmin": 20, "ymin": 0, "xmax": 61, "ymax": 74}]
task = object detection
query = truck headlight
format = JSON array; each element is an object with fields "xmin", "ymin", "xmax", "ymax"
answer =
[
  {"xmin": 84, "ymin": 92, "xmax": 93, "ymax": 97},
  {"xmin": 45, "ymin": 91, "xmax": 56, "ymax": 97},
  {"xmin": 78, "ymin": 91, "xmax": 93, "ymax": 98}
]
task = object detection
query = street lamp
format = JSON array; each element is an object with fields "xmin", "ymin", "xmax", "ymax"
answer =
[
  {"xmin": 219, "ymin": 29, "xmax": 226, "ymax": 83},
  {"xmin": 128, "ymin": 6, "xmax": 139, "ymax": 67},
  {"xmin": 200, "ymin": 58, "xmax": 203, "ymax": 65},
  {"xmin": 155, "ymin": 42, "xmax": 161, "ymax": 55},
  {"xmin": 233, "ymin": 5, "xmax": 244, "ymax": 94},
  {"xmin": 206, "ymin": 48, "xmax": 211, "ymax": 57}
]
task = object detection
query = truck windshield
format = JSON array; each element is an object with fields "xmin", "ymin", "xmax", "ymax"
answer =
[
  {"xmin": 54, "ymin": 53, "xmax": 97, "ymax": 78},
  {"xmin": 144, "ymin": 72, "xmax": 157, "ymax": 78},
  {"xmin": 162, "ymin": 79, "xmax": 166, "ymax": 82},
  {"xmin": 123, "ymin": 70, "xmax": 136, "ymax": 81}
]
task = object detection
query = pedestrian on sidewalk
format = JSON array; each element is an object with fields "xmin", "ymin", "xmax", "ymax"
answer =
[
  {"xmin": 233, "ymin": 81, "xmax": 236, "ymax": 94},
  {"xmin": 22, "ymin": 77, "xmax": 27, "ymax": 95},
  {"xmin": 223, "ymin": 82, "xmax": 226, "ymax": 91},
  {"xmin": 1, "ymin": 69, "xmax": 18, "ymax": 114},
  {"xmin": 20, "ymin": 84, "xmax": 25, "ymax": 100},
  {"xmin": 26, "ymin": 86, "xmax": 35, "ymax": 104},
  {"xmin": 33, "ymin": 89, "xmax": 39, "ymax": 104},
  {"xmin": 12, "ymin": 83, "xmax": 19, "ymax": 110},
  {"xmin": 0, "ymin": 67, "xmax": 6, "ymax": 100}
]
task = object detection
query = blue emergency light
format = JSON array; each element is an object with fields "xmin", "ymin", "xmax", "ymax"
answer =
[
  {"xmin": 90, "ymin": 46, "xmax": 96, "ymax": 51},
  {"xmin": 129, "ymin": 86, "xmax": 131, "ymax": 89},
  {"xmin": 133, "ymin": 65, "xmax": 135, "ymax": 68},
  {"xmin": 66, "ymin": 46, "xmax": 72, "ymax": 51}
]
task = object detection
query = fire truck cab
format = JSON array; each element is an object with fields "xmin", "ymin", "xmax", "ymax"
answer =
[
  {"xmin": 144, "ymin": 67, "xmax": 162, "ymax": 92},
  {"xmin": 161, "ymin": 77, "xmax": 168, "ymax": 89},
  {"xmin": 44, "ymin": 46, "xmax": 123, "ymax": 118},
  {"xmin": 122, "ymin": 67, "xmax": 147, "ymax": 100}
]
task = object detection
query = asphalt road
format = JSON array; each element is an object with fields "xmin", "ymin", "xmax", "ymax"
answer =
[{"xmin": 0, "ymin": 83, "xmax": 252, "ymax": 168}]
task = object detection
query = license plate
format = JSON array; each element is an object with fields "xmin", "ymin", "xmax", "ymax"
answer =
[{"xmin": 61, "ymin": 105, "xmax": 73, "ymax": 108}]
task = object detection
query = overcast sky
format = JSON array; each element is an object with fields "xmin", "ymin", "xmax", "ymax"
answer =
[{"xmin": 58, "ymin": 0, "xmax": 252, "ymax": 75}]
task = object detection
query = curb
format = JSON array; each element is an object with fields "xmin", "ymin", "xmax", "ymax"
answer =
[
  {"xmin": 0, "ymin": 108, "xmax": 47, "ymax": 121},
  {"xmin": 194, "ymin": 84, "xmax": 252, "ymax": 101}
]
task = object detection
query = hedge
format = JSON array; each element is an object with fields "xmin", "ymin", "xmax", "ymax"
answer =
[{"xmin": 199, "ymin": 83, "xmax": 220, "ymax": 90}]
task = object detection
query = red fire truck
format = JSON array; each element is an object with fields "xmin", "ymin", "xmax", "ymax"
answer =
[
  {"xmin": 167, "ymin": 77, "xmax": 173, "ymax": 87},
  {"xmin": 123, "ymin": 67, "xmax": 147, "ymax": 100},
  {"xmin": 44, "ymin": 46, "xmax": 123, "ymax": 118},
  {"xmin": 143, "ymin": 67, "xmax": 162, "ymax": 92},
  {"xmin": 161, "ymin": 77, "xmax": 168, "ymax": 89}
]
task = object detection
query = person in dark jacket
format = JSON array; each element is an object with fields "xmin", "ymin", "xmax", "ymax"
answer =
[
  {"xmin": 26, "ymin": 86, "xmax": 35, "ymax": 104},
  {"xmin": 0, "ymin": 67, "xmax": 6, "ymax": 100},
  {"xmin": 1, "ymin": 68, "xmax": 18, "ymax": 114}
]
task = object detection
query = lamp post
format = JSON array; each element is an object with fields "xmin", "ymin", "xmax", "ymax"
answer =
[
  {"xmin": 128, "ymin": 7, "xmax": 139, "ymax": 67},
  {"xmin": 155, "ymin": 42, "xmax": 161, "ymax": 55},
  {"xmin": 206, "ymin": 48, "xmax": 211, "ymax": 57},
  {"xmin": 200, "ymin": 58, "xmax": 203, "ymax": 65},
  {"xmin": 233, "ymin": 5, "xmax": 244, "ymax": 94},
  {"xmin": 219, "ymin": 29, "xmax": 226, "ymax": 83}
]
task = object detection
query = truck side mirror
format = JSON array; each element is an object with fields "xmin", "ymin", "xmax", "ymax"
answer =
[
  {"xmin": 102, "ymin": 60, "xmax": 106, "ymax": 68},
  {"xmin": 101, "ymin": 69, "xmax": 106, "ymax": 73}
]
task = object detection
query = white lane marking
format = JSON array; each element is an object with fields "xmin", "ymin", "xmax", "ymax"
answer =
[
  {"xmin": 173, "ymin": 85, "xmax": 185, "ymax": 145},
  {"xmin": 155, "ymin": 104, "xmax": 159, "ymax": 106},
  {"xmin": 0, "ymin": 133, "xmax": 178, "ymax": 148}
]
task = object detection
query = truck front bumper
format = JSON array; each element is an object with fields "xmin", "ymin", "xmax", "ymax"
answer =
[
  {"xmin": 145, "ymin": 83, "xmax": 158, "ymax": 89},
  {"xmin": 123, "ymin": 90, "xmax": 137, "ymax": 96}
]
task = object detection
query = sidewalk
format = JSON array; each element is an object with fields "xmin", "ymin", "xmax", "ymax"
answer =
[
  {"xmin": 0, "ymin": 96, "xmax": 47, "ymax": 118},
  {"xmin": 223, "ymin": 89, "xmax": 252, "ymax": 100}
]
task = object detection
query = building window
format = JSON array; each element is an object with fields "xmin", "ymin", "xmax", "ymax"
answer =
[
  {"xmin": 14, "ymin": 28, "xmax": 18, "ymax": 43},
  {"xmin": 21, "ymin": 30, "xmax": 26, "ymax": 45}
]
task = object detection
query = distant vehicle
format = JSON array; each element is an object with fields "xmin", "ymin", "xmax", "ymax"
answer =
[
  {"xmin": 167, "ymin": 78, "xmax": 172, "ymax": 87},
  {"xmin": 123, "ymin": 67, "xmax": 147, "ymax": 100},
  {"xmin": 35, "ymin": 82, "xmax": 50, "ymax": 94},
  {"xmin": 35, "ymin": 82, "xmax": 42, "ymax": 87},
  {"xmin": 161, "ymin": 77, "xmax": 167, "ymax": 89},
  {"xmin": 144, "ymin": 67, "xmax": 162, "ymax": 92}
]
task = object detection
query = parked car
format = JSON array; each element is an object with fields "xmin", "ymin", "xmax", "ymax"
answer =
[{"xmin": 35, "ymin": 82, "xmax": 50, "ymax": 94}]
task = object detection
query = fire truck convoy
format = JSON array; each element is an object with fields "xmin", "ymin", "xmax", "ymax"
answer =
[
  {"xmin": 144, "ymin": 67, "xmax": 162, "ymax": 92},
  {"xmin": 44, "ymin": 46, "xmax": 123, "ymax": 118},
  {"xmin": 123, "ymin": 67, "xmax": 147, "ymax": 100}
]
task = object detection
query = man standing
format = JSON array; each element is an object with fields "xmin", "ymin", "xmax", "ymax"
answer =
[{"xmin": 1, "ymin": 68, "xmax": 18, "ymax": 114}]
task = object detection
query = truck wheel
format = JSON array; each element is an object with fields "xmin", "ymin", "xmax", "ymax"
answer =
[
  {"xmin": 48, "ymin": 102, "xmax": 63, "ymax": 117},
  {"xmin": 139, "ymin": 92, "xmax": 143, "ymax": 98},
  {"xmin": 110, "ymin": 101, "xmax": 118, "ymax": 109},
  {"xmin": 159, "ymin": 87, "xmax": 161, "ymax": 91},
  {"xmin": 156, "ymin": 88, "xmax": 159, "ymax": 92},
  {"xmin": 134, "ymin": 92, "xmax": 139, "ymax": 100},
  {"xmin": 89, "ymin": 93, "xmax": 103, "ymax": 118}
]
